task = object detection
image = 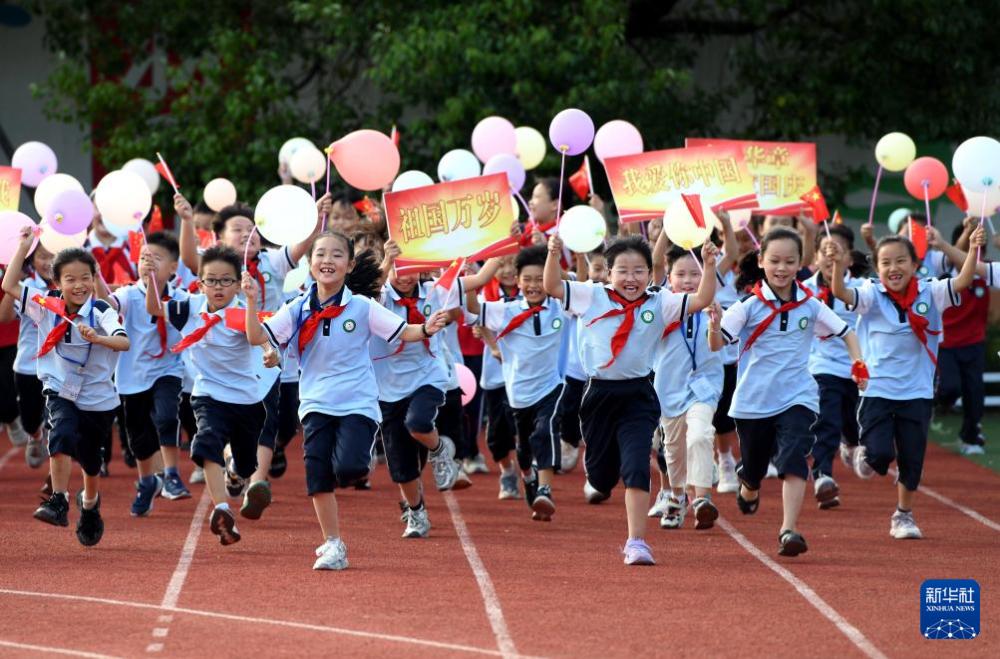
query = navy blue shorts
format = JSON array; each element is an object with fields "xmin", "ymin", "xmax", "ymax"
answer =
[
  {"xmin": 558, "ymin": 376, "xmax": 585, "ymax": 448},
  {"xmin": 278, "ymin": 382, "xmax": 300, "ymax": 448},
  {"xmin": 580, "ymin": 378, "xmax": 659, "ymax": 493},
  {"xmin": 15, "ymin": 373, "xmax": 45, "ymax": 436},
  {"xmin": 45, "ymin": 396, "xmax": 115, "ymax": 477},
  {"xmin": 735, "ymin": 405, "xmax": 816, "ymax": 489},
  {"xmin": 379, "ymin": 385, "xmax": 445, "ymax": 484},
  {"xmin": 857, "ymin": 396, "xmax": 930, "ymax": 491},
  {"xmin": 190, "ymin": 397, "xmax": 265, "ymax": 478},
  {"xmin": 484, "ymin": 386, "xmax": 516, "ymax": 462},
  {"xmin": 257, "ymin": 379, "xmax": 280, "ymax": 450},
  {"xmin": 302, "ymin": 412, "xmax": 377, "ymax": 494},
  {"xmin": 512, "ymin": 384, "xmax": 563, "ymax": 472},
  {"xmin": 712, "ymin": 363, "xmax": 738, "ymax": 434},
  {"xmin": 121, "ymin": 376, "xmax": 183, "ymax": 461}
]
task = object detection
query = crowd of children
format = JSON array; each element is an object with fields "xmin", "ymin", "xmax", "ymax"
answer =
[{"xmin": 0, "ymin": 168, "xmax": 993, "ymax": 569}]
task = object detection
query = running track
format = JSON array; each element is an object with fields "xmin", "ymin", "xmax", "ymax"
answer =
[{"xmin": 0, "ymin": 436, "xmax": 997, "ymax": 658}]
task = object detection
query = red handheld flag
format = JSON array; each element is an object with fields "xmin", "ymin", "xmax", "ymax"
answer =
[
  {"xmin": 832, "ymin": 209, "xmax": 843, "ymax": 225},
  {"xmin": 148, "ymin": 204, "xmax": 164, "ymax": 233},
  {"xmin": 800, "ymin": 185, "xmax": 830, "ymax": 223},
  {"xmin": 681, "ymin": 193, "xmax": 706, "ymax": 228},
  {"xmin": 128, "ymin": 230, "xmax": 145, "ymax": 264},
  {"xmin": 31, "ymin": 294, "xmax": 69, "ymax": 321},
  {"xmin": 353, "ymin": 196, "xmax": 377, "ymax": 216},
  {"xmin": 909, "ymin": 218, "xmax": 928, "ymax": 259},
  {"xmin": 434, "ymin": 257, "xmax": 466, "ymax": 293},
  {"xmin": 223, "ymin": 307, "xmax": 274, "ymax": 332},
  {"xmin": 944, "ymin": 181, "xmax": 969, "ymax": 212},
  {"xmin": 568, "ymin": 160, "xmax": 590, "ymax": 201},
  {"xmin": 155, "ymin": 152, "xmax": 180, "ymax": 191},
  {"xmin": 390, "ymin": 125, "xmax": 400, "ymax": 148}
]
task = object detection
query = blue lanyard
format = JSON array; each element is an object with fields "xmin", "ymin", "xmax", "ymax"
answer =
[
  {"xmin": 54, "ymin": 307, "xmax": 94, "ymax": 369},
  {"xmin": 681, "ymin": 313, "xmax": 700, "ymax": 371}
]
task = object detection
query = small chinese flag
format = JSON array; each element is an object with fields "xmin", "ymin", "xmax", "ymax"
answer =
[
  {"xmin": 31, "ymin": 294, "xmax": 69, "ymax": 321},
  {"xmin": 154, "ymin": 153, "xmax": 180, "ymax": 191},
  {"xmin": 390, "ymin": 125, "xmax": 400, "ymax": 148},
  {"xmin": 832, "ymin": 209, "xmax": 843, "ymax": 225},
  {"xmin": 435, "ymin": 257, "xmax": 466, "ymax": 294},
  {"xmin": 681, "ymin": 193, "xmax": 706, "ymax": 229},
  {"xmin": 909, "ymin": 218, "xmax": 928, "ymax": 260},
  {"xmin": 800, "ymin": 185, "xmax": 830, "ymax": 224},
  {"xmin": 128, "ymin": 230, "xmax": 145, "ymax": 264},
  {"xmin": 569, "ymin": 160, "xmax": 590, "ymax": 201},
  {"xmin": 196, "ymin": 228, "xmax": 215, "ymax": 249},
  {"xmin": 224, "ymin": 308, "xmax": 274, "ymax": 332},
  {"xmin": 945, "ymin": 181, "xmax": 969, "ymax": 212},
  {"xmin": 148, "ymin": 204, "xmax": 164, "ymax": 233},
  {"xmin": 353, "ymin": 196, "xmax": 377, "ymax": 216}
]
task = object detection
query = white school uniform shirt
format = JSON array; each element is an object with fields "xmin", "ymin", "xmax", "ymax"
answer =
[
  {"xmin": 478, "ymin": 296, "xmax": 568, "ymax": 409},
  {"xmin": 714, "ymin": 269, "xmax": 741, "ymax": 366},
  {"xmin": 801, "ymin": 272, "xmax": 863, "ymax": 380},
  {"xmin": 243, "ymin": 247, "xmax": 297, "ymax": 314},
  {"xmin": 263, "ymin": 283, "xmax": 405, "ymax": 423},
  {"xmin": 653, "ymin": 309, "xmax": 724, "ymax": 418},
  {"xmin": 477, "ymin": 287, "xmax": 519, "ymax": 391},
  {"xmin": 165, "ymin": 294, "xmax": 265, "ymax": 405},
  {"xmin": 370, "ymin": 281, "xmax": 450, "ymax": 402},
  {"xmin": 850, "ymin": 277, "xmax": 958, "ymax": 401},
  {"xmin": 12, "ymin": 272, "xmax": 49, "ymax": 376},
  {"xmin": 17, "ymin": 288, "xmax": 126, "ymax": 412},
  {"xmin": 984, "ymin": 262, "xmax": 1000, "ymax": 288},
  {"xmin": 111, "ymin": 282, "xmax": 188, "ymax": 394},
  {"xmin": 562, "ymin": 281, "xmax": 687, "ymax": 380},
  {"xmin": 559, "ymin": 315, "xmax": 588, "ymax": 382},
  {"xmin": 916, "ymin": 248, "xmax": 949, "ymax": 279},
  {"xmin": 278, "ymin": 289, "xmax": 302, "ymax": 384},
  {"xmin": 720, "ymin": 282, "xmax": 849, "ymax": 419}
]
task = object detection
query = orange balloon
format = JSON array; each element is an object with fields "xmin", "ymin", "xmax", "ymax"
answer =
[{"xmin": 328, "ymin": 130, "xmax": 400, "ymax": 191}]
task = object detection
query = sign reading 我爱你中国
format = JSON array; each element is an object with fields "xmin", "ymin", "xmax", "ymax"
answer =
[
  {"xmin": 604, "ymin": 143, "xmax": 758, "ymax": 223},
  {"xmin": 0, "ymin": 166, "xmax": 22, "ymax": 211},
  {"xmin": 685, "ymin": 138, "xmax": 817, "ymax": 215},
  {"xmin": 384, "ymin": 173, "xmax": 519, "ymax": 271}
]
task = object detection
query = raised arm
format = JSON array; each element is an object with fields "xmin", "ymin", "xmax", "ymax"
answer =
[
  {"xmin": 242, "ymin": 272, "xmax": 268, "ymax": 346},
  {"xmin": 543, "ymin": 235, "xmax": 566, "ymax": 300},
  {"xmin": 176, "ymin": 193, "xmax": 200, "ymax": 273},
  {"xmin": 707, "ymin": 301, "xmax": 726, "ymax": 352},
  {"xmin": 379, "ymin": 239, "xmax": 400, "ymax": 286},
  {"xmin": 686, "ymin": 241, "xmax": 719, "ymax": 313},
  {"xmin": 651, "ymin": 223, "xmax": 671, "ymax": 286},
  {"xmin": 1, "ymin": 228, "xmax": 35, "ymax": 301},
  {"xmin": 950, "ymin": 226, "xmax": 986, "ymax": 294},
  {"xmin": 825, "ymin": 240, "xmax": 855, "ymax": 306}
]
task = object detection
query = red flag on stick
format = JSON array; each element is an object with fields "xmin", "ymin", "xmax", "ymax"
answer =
[
  {"xmin": 390, "ymin": 125, "xmax": 400, "ymax": 148},
  {"xmin": 223, "ymin": 308, "xmax": 274, "ymax": 332},
  {"xmin": 945, "ymin": 181, "xmax": 969, "ymax": 212},
  {"xmin": 681, "ymin": 193, "xmax": 706, "ymax": 228},
  {"xmin": 155, "ymin": 152, "xmax": 180, "ymax": 192},
  {"xmin": 832, "ymin": 209, "xmax": 843, "ymax": 225},
  {"xmin": 353, "ymin": 196, "xmax": 377, "ymax": 216},
  {"xmin": 800, "ymin": 185, "xmax": 830, "ymax": 223},
  {"xmin": 568, "ymin": 159, "xmax": 590, "ymax": 201},
  {"xmin": 31, "ymin": 294, "xmax": 71, "ymax": 322},
  {"xmin": 128, "ymin": 230, "xmax": 145, "ymax": 264},
  {"xmin": 435, "ymin": 257, "xmax": 466, "ymax": 295},
  {"xmin": 909, "ymin": 218, "xmax": 928, "ymax": 259}
]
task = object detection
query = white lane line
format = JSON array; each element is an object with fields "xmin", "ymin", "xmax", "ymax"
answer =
[
  {"xmin": 151, "ymin": 628, "xmax": 168, "ymax": 638},
  {"xmin": 0, "ymin": 446, "xmax": 19, "ymax": 473},
  {"xmin": 145, "ymin": 644, "xmax": 163, "ymax": 653},
  {"xmin": 160, "ymin": 489, "xmax": 212, "ymax": 609},
  {"xmin": 0, "ymin": 639, "xmax": 121, "ymax": 658},
  {"xmin": 0, "ymin": 588, "xmax": 527, "ymax": 657},
  {"xmin": 718, "ymin": 518, "xmax": 888, "ymax": 659},
  {"xmin": 442, "ymin": 491, "xmax": 519, "ymax": 659},
  {"xmin": 888, "ymin": 468, "xmax": 1000, "ymax": 533}
]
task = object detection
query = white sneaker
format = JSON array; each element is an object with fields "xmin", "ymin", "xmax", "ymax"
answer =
[
  {"xmin": 717, "ymin": 460, "xmax": 738, "ymax": 494},
  {"xmin": 659, "ymin": 494, "xmax": 687, "ymax": 529},
  {"xmin": 462, "ymin": 454, "xmax": 490, "ymax": 475},
  {"xmin": 498, "ymin": 468, "xmax": 520, "ymax": 499},
  {"xmin": 429, "ymin": 436, "xmax": 459, "ymax": 491},
  {"xmin": 647, "ymin": 489, "xmax": 671, "ymax": 517},
  {"xmin": 960, "ymin": 443, "xmax": 985, "ymax": 456},
  {"xmin": 189, "ymin": 466, "xmax": 206, "ymax": 484},
  {"xmin": 312, "ymin": 538, "xmax": 349, "ymax": 570},
  {"xmin": 853, "ymin": 446, "xmax": 876, "ymax": 479},
  {"xmin": 889, "ymin": 510, "xmax": 923, "ymax": 539},
  {"xmin": 7, "ymin": 418, "xmax": 29, "ymax": 447},
  {"xmin": 765, "ymin": 462, "xmax": 779, "ymax": 479},
  {"xmin": 560, "ymin": 441, "xmax": 579, "ymax": 472},
  {"xmin": 583, "ymin": 480, "xmax": 610, "ymax": 504},
  {"xmin": 839, "ymin": 443, "xmax": 856, "ymax": 469},
  {"xmin": 402, "ymin": 507, "xmax": 431, "ymax": 538},
  {"xmin": 25, "ymin": 436, "xmax": 46, "ymax": 469}
]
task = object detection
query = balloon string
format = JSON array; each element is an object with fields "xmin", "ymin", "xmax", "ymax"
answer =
[
  {"xmin": 310, "ymin": 181, "xmax": 316, "ymax": 201},
  {"xmin": 978, "ymin": 192, "xmax": 987, "ymax": 263},
  {"xmin": 866, "ymin": 165, "xmax": 883, "ymax": 226},
  {"xmin": 244, "ymin": 225, "xmax": 258, "ymax": 270},
  {"xmin": 322, "ymin": 150, "xmax": 331, "ymax": 231},
  {"xmin": 688, "ymin": 248, "xmax": 704, "ymax": 274},
  {"xmin": 639, "ymin": 221, "xmax": 648, "ymax": 240},
  {"xmin": 513, "ymin": 190, "xmax": 533, "ymax": 221},
  {"xmin": 922, "ymin": 181, "xmax": 932, "ymax": 228},
  {"xmin": 823, "ymin": 220, "xmax": 831, "ymax": 241},
  {"xmin": 555, "ymin": 150, "xmax": 567, "ymax": 228}
]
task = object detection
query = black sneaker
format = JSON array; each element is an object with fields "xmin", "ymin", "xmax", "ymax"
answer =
[
  {"xmin": 692, "ymin": 496, "xmax": 719, "ymax": 530},
  {"xmin": 523, "ymin": 474, "xmax": 539, "ymax": 508},
  {"xmin": 76, "ymin": 494, "xmax": 104, "ymax": 546},
  {"xmin": 778, "ymin": 529, "xmax": 808, "ymax": 557},
  {"xmin": 353, "ymin": 478, "xmax": 372, "ymax": 490},
  {"xmin": 269, "ymin": 446, "xmax": 288, "ymax": 479},
  {"xmin": 225, "ymin": 459, "xmax": 246, "ymax": 498},
  {"xmin": 34, "ymin": 492, "xmax": 69, "ymax": 527},
  {"xmin": 531, "ymin": 484, "xmax": 555, "ymax": 522},
  {"xmin": 209, "ymin": 507, "xmax": 241, "ymax": 546}
]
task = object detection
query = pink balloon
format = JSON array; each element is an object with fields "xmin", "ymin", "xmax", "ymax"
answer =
[
  {"xmin": 328, "ymin": 130, "xmax": 400, "ymax": 191},
  {"xmin": 0, "ymin": 211, "xmax": 39, "ymax": 264},
  {"xmin": 904, "ymin": 157, "xmax": 948, "ymax": 200},
  {"xmin": 548, "ymin": 109, "xmax": 594, "ymax": 156},
  {"xmin": 471, "ymin": 116, "xmax": 516, "ymax": 163},
  {"xmin": 456, "ymin": 363, "xmax": 477, "ymax": 406},
  {"xmin": 483, "ymin": 153, "xmax": 525, "ymax": 192},
  {"xmin": 11, "ymin": 141, "xmax": 58, "ymax": 187},
  {"xmin": 593, "ymin": 120, "xmax": 643, "ymax": 163}
]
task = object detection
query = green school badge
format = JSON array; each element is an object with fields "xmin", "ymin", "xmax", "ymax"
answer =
[
  {"xmin": 342, "ymin": 319, "xmax": 356, "ymax": 333},
  {"xmin": 552, "ymin": 318, "xmax": 563, "ymax": 329},
  {"xmin": 917, "ymin": 266, "xmax": 928, "ymax": 277},
  {"xmin": 423, "ymin": 304, "xmax": 432, "ymax": 316},
  {"xmin": 975, "ymin": 287, "xmax": 985, "ymax": 298},
  {"xmin": 798, "ymin": 317, "xmax": 809, "ymax": 330},
  {"xmin": 640, "ymin": 310, "xmax": 654, "ymax": 324},
  {"xmin": 262, "ymin": 272, "xmax": 273, "ymax": 283},
  {"xmin": 915, "ymin": 301, "xmax": 929, "ymax": 315}
]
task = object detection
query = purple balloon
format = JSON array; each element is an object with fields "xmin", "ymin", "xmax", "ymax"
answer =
[
  {"xmin": 47, "ymin": 188, "xmax": 95, "ymax": 236},
  {"xmin": 483, "ymin": 153, "xmax": 526, "ymax": 192},
  {"xmin": 11, "ymin": 141, "xmax": 58, "ymax": 188},
  {"xmin": 594, "ymin": 120, "xmax": 644, "ymax": 163},
  {"xmin": 471, "ymin": 116, "xmax": 516, "ymax": 163},
  {"xmin": 548, "ymin": 109, "xmax": 594, "ymax": 156}
]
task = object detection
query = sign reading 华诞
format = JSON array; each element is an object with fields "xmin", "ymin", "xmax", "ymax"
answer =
[
  {"xmin": 0, "ymin": 166, "xmax": 22, "ymax": 211},
  {"xmin": 384, "ymin": 173, "xmax": 519, "ymax": 272},
  {"xmin": 685, "ymin": 138, "xmax": 817, "ymax": 215},
  {"xmin": 604, "ymin": 144, "xmax": 758, "ymax": 223}
]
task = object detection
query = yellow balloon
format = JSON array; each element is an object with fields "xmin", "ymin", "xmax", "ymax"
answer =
[
  {"xmin": 515, "ymin": 126, "xmax": 546, "ymax": 170},
  {"xmin": 874, "ymin": 132, "xmax": 916, "ymax": 172},
  {"xmin": 663, "ymin": 197, "xmax": 716, "ymax": 250}
]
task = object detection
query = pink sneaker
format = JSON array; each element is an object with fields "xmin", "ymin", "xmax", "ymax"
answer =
[{"xmin": 622, "ymin": 539, "xmax": 655, "ymax": 566}]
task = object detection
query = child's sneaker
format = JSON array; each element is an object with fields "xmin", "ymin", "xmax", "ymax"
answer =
[
  {"xmin": 716, "ymin": 460, "xmax": 739, "ymax": 494},
  {"xmin": 778, "ymin": 529, "xmax": 808, "ymax": 557},
  {"xmin": 889, "ymin": 510, "xmax": 923, "ymax": 539},
  {"xmin": 692, "ymin": 496, "xmax": 718, "ymax": 530},
  {"xmin": 583, "ymin": 480, "xmax": 609, "ymax": 504},
  {"xmin": 429, "ymin": 436, "xmax": 459, "ymax": 491},
  {"xmin": 453, "ymin": 469, "xmax": 473, "ymax": 490},
  {"xmin": 161, "ymin": 472, "xmax": 192, "ymax": 500},
  {"xmin": 531, "ymin": 485, "xmax": 554, "ymax": 521},
  {"xmin": 131, "ymin": 475, "xmax": 163, "ymax": 517},
  {"xmin": 522, "ymin": 471, "xmax": 539, "ymax": 508},
  {"xmin": 853, "ymin": 446, "xmax": 876, "ymax": 479},
  {"xmin": 6, "ymin": 418, "xmax": 29, "ymax": 447},
  {"xmin": 225, "ymin": 458, "xmax": 246, "ymax": 497},
  {"xmin": 312, "ymin": 538, "xmax": 348, "ymax": 570},
  {"xmin": 240, "ymin": 480, "xmax": 272, "ymax": 520},
  {"xmin": 209, "ymin": 506, "xmax": 241, "ymax": 545},
  {"xmin": 76, "ymin": 494, "xmax": 104, "ymax": 547},
  {"xmin": 622, "ymin": 539, "xmax": 655, "ymax": 566},
  {"xmin": 660, "ymin": 493, "xmax": 687, "ymax": 529},
  {"xmin": 34, "ymin": 492, "xmax": 69, "ymax": 527},
  {"xmin": 813, "ymin": 474, "xmax": 840, "ymax": 509},
  {"xmin": 189, "ymin": 466, "xmax": 206, "ymax": 484},
  {"xmin": 839, "ymin": 443, "xmax": 856, "ymax": 469},
  {"xmin": 402, "ymin": 507, "xmax": 431, "ymax": 538},
  {"xmin": 462, "ymin": 454, "xmax": 490, "ymax": 475},
  {"xmin": 960, "ymin": 442, "xmax": 985, "ymax": 456},
  {"xmin": 560, "ymin": 440, "xmax": 579, "ymax": 472},
  {"xmin": 647, "ymin": 490, "xmax": 671, "ymax": 517},
  {"xmin": 765, "ymin": 462, "xmax": 779, "ymax": 478},
  {"xmin": 25, "ymin": 436, "xmax": 46, "ymax": 469},
  {"xmin": 498, "ymin": 468, "xmax": 520, "ymax": 500}
]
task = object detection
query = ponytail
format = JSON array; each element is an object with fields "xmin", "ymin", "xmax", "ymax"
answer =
[
  {"xmin": 345, "ymin": 250, "xmax": 382, "ymax": 299},
  {"xmin": 848, "ymin": 249, "xmax": 870, "ymax": 278}
]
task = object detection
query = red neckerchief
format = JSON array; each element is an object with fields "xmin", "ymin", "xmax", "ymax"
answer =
[
  {"xmin": 496, "ymin": 304, "xmax": 546, "ymax": 340},
  {"xmin": 91, "ymin": 245, "xmax": 134, "ymax": 282},
  {"xmin": 814, "ymin": 272, "xmax": 833, "ymax": 307},
  {"xmin": 298, "ymin": 304, "xmax": 347, "ymax": 353},
  {"xmin": 662, "ymin": 320, "xmax": 682, "ymax": 339},
  {"xmin": 146, "ymin": 286, "xmax": 172, "ymax": 359},
  {"xmin": 586, "ymin": 289, "xmax": 649, "ymax": 368},
  {"xmin": 170, "ymin": 313, "xmax": 222, "ymax": 353},
  {"xmin": 739, "ymin": 281, "xmax": 814, "ymax": 359},
  {"xmin": 37, "ymin": 312, "xmax": 79, "ymax": 357},
  {"xmin": 247, "ymin": 258, "xmax": 266, "ymax": 309},
  {"xmin": 483, "ymin": 279, "xmax": 519, "ymax": 303},
  {"xmin": 882, "ymin": 276, "xmax": 940, "ymax": 365}
]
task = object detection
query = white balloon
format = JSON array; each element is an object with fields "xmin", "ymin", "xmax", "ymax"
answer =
[
  {"xmin": 34, "ymin": 173, "xmax": 84, "ymax": 218},
  {"xmin": 437, "ymin": 149, "xmax": 481, "ymax": 182},
  {"xmin": 964, "ymin": 187, "xmax": 1000, "ymax": 218},
  {"xmin": 255, "ymin": 185, "xmax": 317, "ymax": 246},
  {"xmin": 122, "ymin": 158, "xmax": 160, "ymax": 194},
  {"xmin": 729, "ymin": 208, "xmax": 753, "ymax": 231},
  {"xmin": 663, "ymin": 197, "xmax": 716, "ymax": 250},
  {"xmin": 952, "ymin": 136, "xmax": 1000, "ymax": 193},
  {"xmin": 392, "ymin": 170, "xmax": 434, "ymax": 192},
  {"xmin": 279, "ymin": 137, "xmax": 316, "ymax": 166},
  {"xmin": 283, "ymin": 266, "xmax": 309, "ymax": 292},
  {"xmin": 204, "ymin": 178, "xmax": 238, "ymax": 212},
  {"xmin": 38, "ymin": 219, "xmax": 87, "ymax": 253},
  {"xmin": 94, "ymin": 170, "xmax": 152, "ymax": 228},
  {"xmin": 558, "ymin": 206, "xmax": 607, "ymax": 253},
  {"xmin": 290, "ymin": 147, "xmax": 327, "ymax": 184}
]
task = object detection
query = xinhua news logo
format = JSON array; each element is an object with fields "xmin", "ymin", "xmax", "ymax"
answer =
[{"xmin": 920, "ymin": 579, "xmax": 980, "ymax": 640}]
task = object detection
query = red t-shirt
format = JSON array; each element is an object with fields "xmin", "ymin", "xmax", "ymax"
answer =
[{"xmin": 942, "ymin": 276, "xmax": 989, "ymax": 348}]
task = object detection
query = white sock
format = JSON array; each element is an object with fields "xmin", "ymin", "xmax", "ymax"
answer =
[
  {"xmin": 82, "ymin": 495, "xmax": 98, "ymax": 510},
  {"xmin": 215, "ymin": 502, "xmax": 230, "ymax": 511},
  {"xmin": 718, "ymin": 450, "xmax": 734, "ymax": 464},
  {"xmin": 326, "ymin": 535, "xmax": 340, "ymax": 544}
]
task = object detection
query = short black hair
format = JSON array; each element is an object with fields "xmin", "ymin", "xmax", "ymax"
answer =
[
  {"xmin": 589, "ymin": 244, "xmax": 605, "ymax": 257},
  {"xmin": 535, "ymin": 176, "xmax": 576, "ymax": 211},
  {"xmin": 199, "ymin": 245, "xmax": 242, "ymax": 278},
  {"xmin": 604, "ymin": 235, "xmax": 652, "ymax": 270},
  {"xmin": 145, "ymin": 231, "xmax": 180, "ymax": 262},
  {"xmin": 193, "ymin": 200, "xmax": 213, "ymax": 216},
  {"xmin": 666, "ymin": 245, "xmax": 701, "ymax": 272},
  {"xmin": 53, "ymin": 248, "xmax": 97, "ymax": 280},
  {"xmin": 515, "ymin": 245, "xmax": 547, "ymax": 272},
  {"xmin": 875, "ymin": 234, "xmax": 918, "ymax": 262},
  {"xmin": 906, "ymin": 212, "xmax": 927, "ymax": 227},
  {"xmin": 212, "ymin": 203, "xmax": 254, "ymax": 237},
  {"xmin": 815, "ymin": 224, "xmax": 855, "ymax": 250}
]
